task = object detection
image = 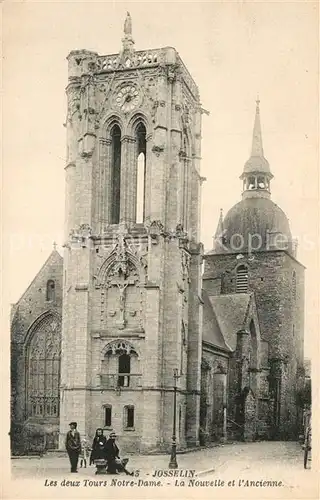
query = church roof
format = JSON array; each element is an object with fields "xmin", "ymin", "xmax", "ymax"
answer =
[
  {"xmin": 202, "ymin": 289, "xmax": 231, "ymax": 352},
  {"xmin": 208, "ymin": 293, "xmax": 253, "ymax": 351},
  {"xmin": 212, "ymin": 196, "xmax": 292, "ymax": 254},
  {"xmin": 12, "ymin": 249, "xmax": 63, "ymax": 308}
]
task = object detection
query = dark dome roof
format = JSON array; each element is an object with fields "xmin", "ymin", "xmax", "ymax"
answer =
[{"xmin": 214, "ymin": 197, "xmax": 292, "ymax": 254}]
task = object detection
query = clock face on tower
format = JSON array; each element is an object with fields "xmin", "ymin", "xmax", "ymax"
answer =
[{"xmin": 115, "ymin": 84, "xmax": 141, "ymax": 112}]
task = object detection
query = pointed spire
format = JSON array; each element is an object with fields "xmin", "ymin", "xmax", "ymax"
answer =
[
  {"xmin": 214, "ymin": 208, "xmax": 224, "ymax": 238},
  {"xmin": 251, "ymin": 95, "xmax": 264, "ymax": 157}
]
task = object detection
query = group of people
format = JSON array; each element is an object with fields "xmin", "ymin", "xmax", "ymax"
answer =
[{"xmin": 65, "ymin": 422, "xmax": 133, "ymax": 475}]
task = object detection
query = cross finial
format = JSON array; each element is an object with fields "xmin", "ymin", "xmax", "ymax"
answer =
[
  {"xmin": 53, "ymin": 241, "xmax": 57, "ymax": 251},
  {"xmin": 256, "ymin": 94, "xmax": 260, "ymax": 108}
]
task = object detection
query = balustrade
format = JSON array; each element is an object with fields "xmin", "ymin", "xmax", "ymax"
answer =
[{"xmin": 99, "ymin": 373, "xmax": 142, "ymax": 389}]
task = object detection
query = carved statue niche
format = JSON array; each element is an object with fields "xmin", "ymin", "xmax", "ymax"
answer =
[{"xmin": 97, "ymin": 234, "xmax": 145, "ymax": 330}]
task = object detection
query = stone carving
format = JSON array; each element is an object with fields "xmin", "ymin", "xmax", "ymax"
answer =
[
  {"xmin": 167, "ymin": 64, "xmax": 177, "ymax": 83},
  {"xmin": 96, "ymin": 48, "xmax": 165, "ymax": 73},
  {"xmin": 148, "ymin": 220, "xmax": 165, "ymax": 244},
  {"xmin": 181, "ymin": 250, "xmax": 191, "ymax": 283},
  {"xmin": 124, "ymin": 12, "xmax": 132, "ymax": 36},
  {"xmin": 151, "ymin": 145, "xmax": 165, "ymax": 157},
  {"xmin": 69, "ymin": 224, "xmax": 93, "ymax": 247},
  {"xmin": 104, "ymin": 340, "xmax": 137, "ymax": 356},
  {"xmin": 66, "ymin": 86, "xmax": 81, "ymax": 121},
  {"xmin": 98, "ymin": 234, "xmax": 141, "ymax": 329},
  {"xmin": 215, "ymin": 363, "xmax": 228, "ymax": 375}
]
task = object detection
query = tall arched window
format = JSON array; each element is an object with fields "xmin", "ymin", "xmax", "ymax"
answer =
[
  {"xmin": 46, "ymin": 280, "xmax": 55, "ymax": 301},
  {"xmin": 110, "ymin": 125, "xmax": 122, "ymax": 224},
  {"xmin": 236, "ymin": 265, "xmax": 248, "ymax": 292},
  {"xmin": 27, "ymin": 315, "xmax": 61, "ymax": 418},
  {"xmin": 180, "ymin": 135, "xmax": 190, "ymax": 230},
  {"xmin": 135, "ymin": 123, "xmax": 146, "ymax": 223}
]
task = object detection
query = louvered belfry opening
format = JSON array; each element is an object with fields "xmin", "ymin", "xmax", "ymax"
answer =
[{"xmin": 236, "ymin": 265, "xmax": 248, "ymax": 292}]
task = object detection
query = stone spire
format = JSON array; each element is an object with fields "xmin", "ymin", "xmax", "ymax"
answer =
[
  {"xmin": 213, "ymin": 208, "xmax": 227, "ymax": 250},
  {"xmin": 214, "ymin": 209, "xmax": 224, "ymax": 239},
  {"xmin": 240, "ymin": 98, "xmax": 273, "ymax": 199},
  {"xmin": 251, "ymin": 97, "xmax": 264, "ymax": 157},
  {"xmin": 122, "ymin": 12, "xmax": 134, "ymax": 53}
]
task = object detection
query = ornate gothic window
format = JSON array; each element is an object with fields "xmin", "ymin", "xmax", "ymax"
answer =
[
  {"xmin": 46, "ymin": 280, "xmax": 55, "ymax": 301},
  {"xmin": 101, "ymin": 341, "xmax": 140, "ymax": 390},
  {"xmin": 236, "ymin": 265, "xmax": 248, "ymax": 293},
  {"xmin": 135, "ymin": 123, "xmax": 146, "ymax": 223},
  {"xmin": 110, "ymin": 124, "xmax": 122, "ymax": 224},
  {"xmin": 27, "ymin": 315, "xmax": 61, "ymax": 419}
]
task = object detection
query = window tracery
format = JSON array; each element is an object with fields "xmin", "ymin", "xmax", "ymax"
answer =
[{"xmin": 27, "ymin": 315, "xmax": 61, "ymax": 419}]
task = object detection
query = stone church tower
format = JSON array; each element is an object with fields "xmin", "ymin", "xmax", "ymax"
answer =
[
  {"xmin": 60, "ymin": 14, "xmax": 204, "ymax": 451},
  {"xmin": 204, "ymin": 99, "xmax": 305, "ymax": 439}
]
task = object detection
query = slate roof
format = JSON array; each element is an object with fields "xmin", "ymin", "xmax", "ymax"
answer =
[
  {"xmin": 202, "ymin": 289, "xmax": 230, "ymax": 352},
  {"xmin": 205, "ymin": 293, "xmax": 253, "ymax": 351}
]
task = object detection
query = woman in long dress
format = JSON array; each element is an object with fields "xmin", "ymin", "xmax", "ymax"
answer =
[{"xmin": 89, "ymin": 428, "xmax": 107, "ymax": 465}]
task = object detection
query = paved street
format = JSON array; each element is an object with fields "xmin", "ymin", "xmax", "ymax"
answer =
[{"xmin": 8, "ymin": 441, "xmax": 318, "ymax": 499}]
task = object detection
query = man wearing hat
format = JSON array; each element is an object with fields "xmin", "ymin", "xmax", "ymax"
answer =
[
  {"xmin": 65, "ymin": 422, "xmax": 81, "ymax": 473},
  {"xmin": 105, "ymin": 432, "xmax": 133, "ymax": 475}
]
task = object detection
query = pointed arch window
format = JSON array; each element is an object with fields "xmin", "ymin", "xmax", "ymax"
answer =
[
  {"xmin": 236, "ymin": 265, "xmax": 248, "ymax": 292},
  {"xmin": 101, "ymin": 341, "xmax": 140, "ymax": 389},
  {"xmin": 135, "ymin": 123, "xmax": 146, "ymax": 223},
  {"xmin": 46, "ymin": 280, "xmax": 55, "ymax": 301},
  {"xmin": 27, "ymin": 316, "xmax": 61, "ymax": 419},
  {"xmin": 180, "ymin": 135, "xmax": 190, "ymax": 230},
  {"xmin": 110, "ymin": 125, "xmax": 122, "ymax": 224}
]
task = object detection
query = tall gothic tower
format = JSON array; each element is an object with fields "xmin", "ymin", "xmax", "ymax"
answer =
[{"xmin": 59, "ymin": 14, "xmax": 204, "ymax": 451}]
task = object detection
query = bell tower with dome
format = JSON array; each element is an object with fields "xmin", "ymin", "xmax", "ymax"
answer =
[{"xmin": 203, "ymin": 100, "xmax": 305, "ymax": 440}]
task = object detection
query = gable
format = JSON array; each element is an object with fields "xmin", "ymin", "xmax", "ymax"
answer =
[
  {"xmin": 209, "ymin": 293, "xmax": 252, "ymax": 351},
  {"xmin": 202, "ymin": 290, "xmax": 230, "ymax": 351},
  {"xmin": 11, "ymin": 251, "xmax": 63, "ymax": 344}
]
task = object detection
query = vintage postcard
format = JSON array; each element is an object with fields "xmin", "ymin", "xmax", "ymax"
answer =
[{"xmin": 2, "ymin": 1, "xmax": 319, "ymax": 499}]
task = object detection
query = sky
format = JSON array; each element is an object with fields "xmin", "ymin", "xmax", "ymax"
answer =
[{"xmin": 2, "ymin": 0, "xmax": 319, "ymax": 358}]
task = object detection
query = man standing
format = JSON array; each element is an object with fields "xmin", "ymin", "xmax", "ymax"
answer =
[{"xmin": 65, "ymin": 422, "xmax": 81, "ymax": 473}]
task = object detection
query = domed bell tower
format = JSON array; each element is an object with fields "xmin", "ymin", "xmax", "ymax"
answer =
[
  {"xmin": 60, "ymin": 13, "xmax": 204, "ymax": 451},
  {"xmin": 203, "ymin": 100, "xmax": 305, "ymax": 440}
]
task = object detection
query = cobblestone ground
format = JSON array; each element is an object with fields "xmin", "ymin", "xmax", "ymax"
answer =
[{"xmin": 9, "ymin": 441, "xmax": 318, "ymax": 500}]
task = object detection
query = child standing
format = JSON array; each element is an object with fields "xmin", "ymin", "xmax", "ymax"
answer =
[{"xmin": 80, "ymin": 437, "xmax": 90, "ymax": 468}]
